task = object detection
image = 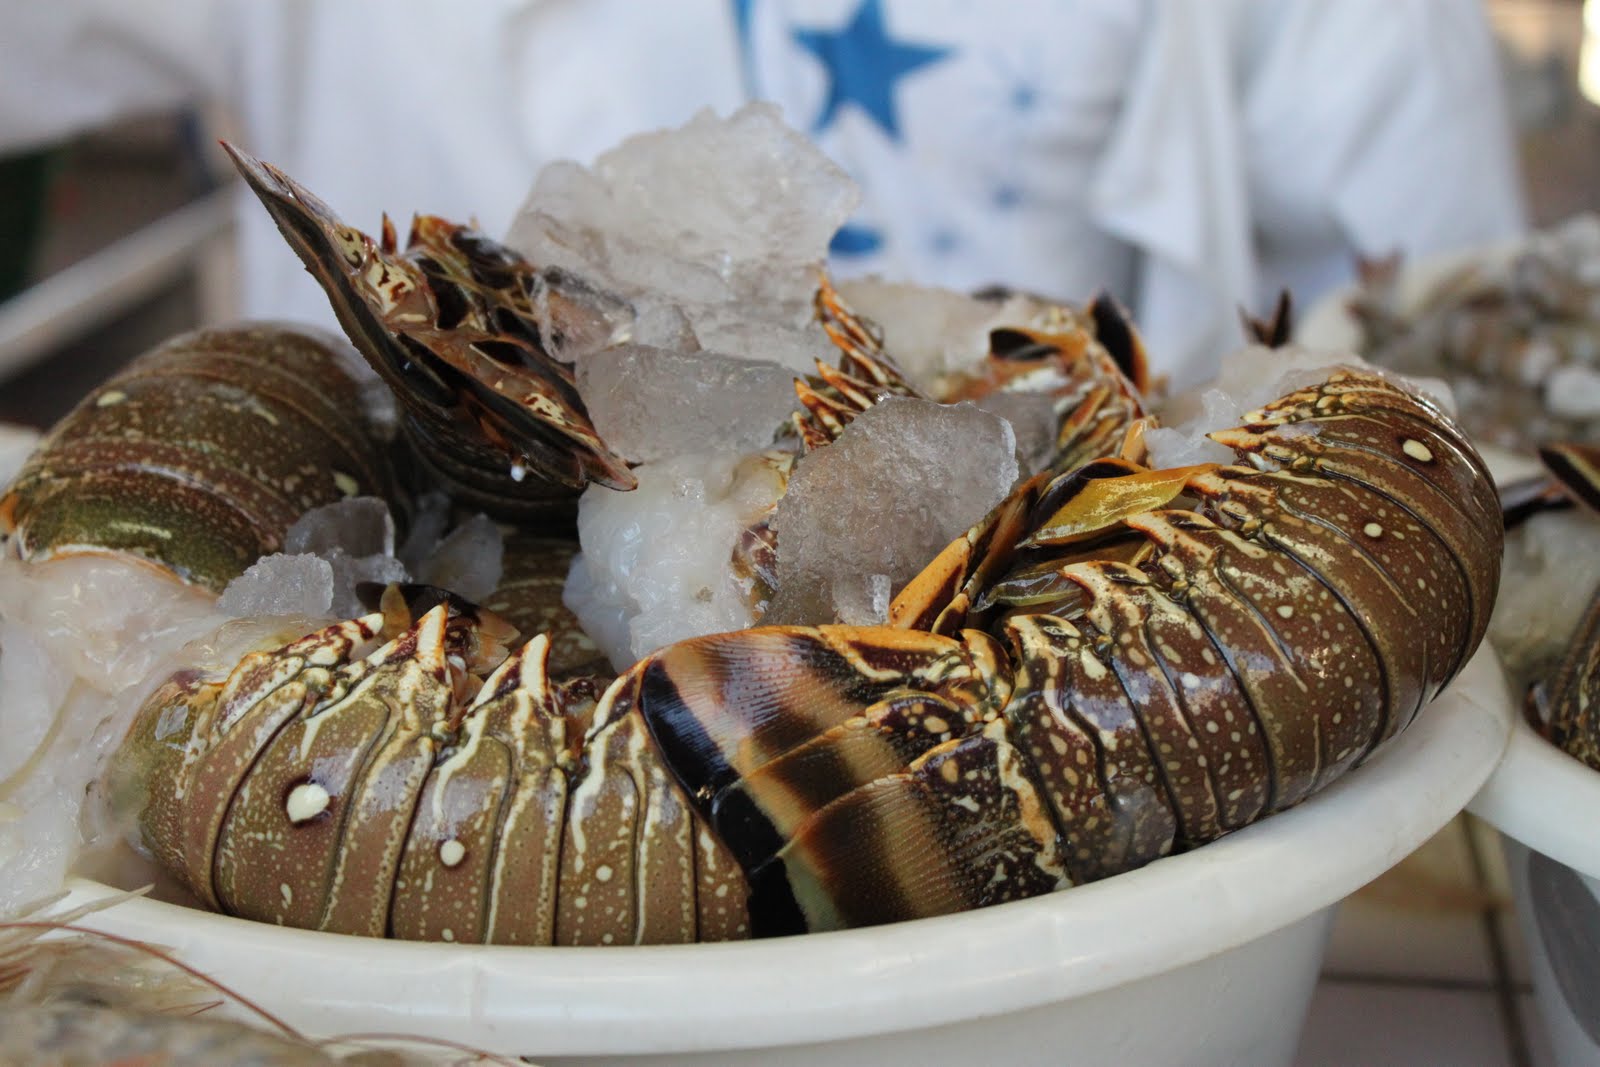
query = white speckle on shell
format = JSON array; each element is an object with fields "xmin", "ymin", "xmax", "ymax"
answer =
[
  {"xmin": 439, "ymin": 839, "xmax": 467, "ymax": 868},
  {"xmin": 1363, "ymin": 523, "xmax": 1383, "ymax": 538},
  {"xmin": 1401, "ymin": 439, "xmax": 1434, "ymax": 463},
  {"xmin": 285, "ymin": 782, "xmax": 331, "ymax": 823}
]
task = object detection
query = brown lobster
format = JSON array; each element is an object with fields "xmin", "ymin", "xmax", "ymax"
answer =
[{"xmin": 7, "ymin": 149, "xmax": 1503, "ymax": 947}]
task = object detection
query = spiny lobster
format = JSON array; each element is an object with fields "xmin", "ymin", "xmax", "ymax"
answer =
[{"xmin": 8, "ymin": 147, "xmax": 1502, "ymax": 946}]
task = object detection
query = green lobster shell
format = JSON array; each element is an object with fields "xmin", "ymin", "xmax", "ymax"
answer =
[{"xmin": 0, "ymin": 325, "xmax": 394, "ymax": 592}]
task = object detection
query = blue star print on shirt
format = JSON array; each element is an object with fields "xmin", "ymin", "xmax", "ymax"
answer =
[
  {"xmin": 731, "ymin": 0, "xmax": 955, "ymax": 258},
  {"xmin": 792, "ymin": 0, "xmax": 951, "ymax": 140}
]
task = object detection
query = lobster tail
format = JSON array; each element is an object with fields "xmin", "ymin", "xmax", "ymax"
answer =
[
  {"xmin": 628, "ymin": 370, "xmax": 1502, "ymax": 933},
  {"xmin": 632, "ymin": 625, "xmax": 1061, "ymax": 933},
  {"xmin": 0, "ymin": 325, "xmax": 394, "ymax": 591},
  {"xmin": 744, "ymin": 720, "xmax": 1070, "ymax": 933}
]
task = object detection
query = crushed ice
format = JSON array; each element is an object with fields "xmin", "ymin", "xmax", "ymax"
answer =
[
  {"xmin": 0, "ymin": 556, "xmax": 228, "ymax": 916},
  {"xmin": 833, "ymin": 278, "xmax": 1051, "ymax": 387},
  {"xmin": 577, "ymin": 345, "xmax": 799, "ymax": 464},
  {"xmin": 221, "ymin": 496, "xmax": 407, "ymax": 619},
  {"xmin": 507, "ymin": 103, "xmax": 858, "ymax": 377},
  {"xmin": 1145, "ymin": 343, "xmax": 1456, "ymax": 470},
  {"xmin": 1493, "ymin": 509, "xmax": 1600, "ymax": 697},
  {"xmin": 765, "ymin": 397, "xmax": 1019, "ymax": 626},
  {"xmin": 415, "ymin": 513, "xmax": 504, "ymax": 604},
  {"xmin": 566, "ymin": 450, "xmax": 789, "ymax": 668}
]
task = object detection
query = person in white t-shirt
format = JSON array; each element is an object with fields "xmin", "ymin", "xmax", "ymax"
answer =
[{"xmin": 0, "ymin": 0, "xmax": 1525, "ymax": 386}]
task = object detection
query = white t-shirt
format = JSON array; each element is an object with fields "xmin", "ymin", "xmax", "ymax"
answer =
[{"xmin": 0, "ymin": 0, "xmax": 1526, "ymax": 387}]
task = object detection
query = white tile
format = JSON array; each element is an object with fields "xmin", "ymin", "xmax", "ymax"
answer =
[
  {"xmin": 1322, "ymin": 820, "xmax": 1497, "ymax": 982},
  {"xmin": 1295, "ymin": 983, "xmax": 1512, "ymax": 1067}
]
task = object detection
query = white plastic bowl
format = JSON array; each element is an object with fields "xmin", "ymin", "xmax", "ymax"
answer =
[
  {"xmin": 61, "ymin": 649, "xmax": 1511, "ymax": 1066},
  {"xmin": 1471, "ymin": 712, "xmax": 1600, "ymax": 1065}
]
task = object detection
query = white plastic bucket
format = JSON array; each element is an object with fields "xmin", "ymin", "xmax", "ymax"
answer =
[
  {"xmin": 62, "ymin": 648, "xmax": 1511, "ymax": 1066},
  {"xmin": 1472, "ymin": 712, "xmax": 1600, "ymax": 1065}
]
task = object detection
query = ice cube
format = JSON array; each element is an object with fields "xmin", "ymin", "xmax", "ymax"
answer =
[
  {"xmin": 506, "ymin": 104, "xmax": 859, "ymax": 326},
  {"xmin": 566, "ymin": 450, "xmax": 790, "ymax": 668},
  {"xmin": 397, "ymin": 490, "xmax": 454, "ymax": 574},
  {"xmin": 285, "ymin": 496, "xmax": 395, "ymax": 558},
  {"xmin": 972, "ymin": 391, "xmax": 1061, "ymax": 475},
  {"xmin": 0, "ymin": 622, "xmax": 72, "ymax": 787},
  {"xmin": 765, "ymin": 397, "xmax": 1019, "ymax": 626},
  {"xmin": 218, "ymin": 553, "xmax": 335, "ymax": 618},
  {"xmin": 416, "ymin": 514, "xmax": 505, "ymax": 603},
  {"xmin": 690, "ymin": 312, "xmax": 838, "ymax": 377},
  {"xmin": 325, "ymin": 550, "xmax": 410, "ymax": 618},
  {"xmin": 630, "ymin": 299, "xmax": 701, "ymax": 350},
  {"xmin": 576, "ymin": 345, "xmax": 798, "ymax": 463},
  {"xmin": 833, "ymin": 573, "xmax": 893, "ymax": 626},
  {"xmin": 1150, "ymin": 344, "xmax": 1384, "ymax": 470}
]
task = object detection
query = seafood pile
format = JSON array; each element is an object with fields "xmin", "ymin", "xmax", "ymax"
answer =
[
  {"xmin": 1347, "ymin": 214, "xmax": 1600, "ymax": 454},
  {"xmin": 0, "ymin": 106, "xmax": 1502, "ymax": 948},
  {"xmin": 1494, "ymin": 443, "xmax": 1600, "ymax": 772}
]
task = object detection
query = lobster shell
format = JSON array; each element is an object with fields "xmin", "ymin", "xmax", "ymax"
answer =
[
  {"xmin": 0, "ymin": 325, "xmax": 394, "ymax": 592},
  {"xmin": 113, "ymin": 367, "xmax": 1503, "ymax": 943}
]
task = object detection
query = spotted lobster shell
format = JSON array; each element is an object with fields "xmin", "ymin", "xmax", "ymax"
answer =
[
  {"xmin": 113, "ymin": 366, "xmax": 1501, "ymax": 943},
  {"xmin": 0, "ymin": 325, "xmax": 394, "ymax": 592}
]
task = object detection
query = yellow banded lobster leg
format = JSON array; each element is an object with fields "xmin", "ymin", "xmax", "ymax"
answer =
[
  {"xmin": 889, "ymin": 470, "xmax": 1051, "ymax": 635},
  {"xmin": 892, "ymin": 457, "xmax": 1213, "ymax": 637},
  {"xmin": 750, "ymin": 716, "xmax": 1070, "ymax": 932},
  {"xmin": 792, "ymin": 276, "xmax": 926, "ymax": 452},
  {"xmin": 631, "ymin": 624, "xmax": 1050, "ymax": 933}
]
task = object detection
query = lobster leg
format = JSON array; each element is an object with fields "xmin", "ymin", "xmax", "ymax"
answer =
[{"xmin": 224, "ymin": 145, "xmax": 635, "ymax": 522}]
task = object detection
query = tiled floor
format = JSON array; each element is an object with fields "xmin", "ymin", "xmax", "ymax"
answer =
[{"xmin": 1294, "ymin": 815, "xmax": 1559, "ymax": 1067}]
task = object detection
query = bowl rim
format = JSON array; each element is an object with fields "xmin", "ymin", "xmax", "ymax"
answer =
[
  {"xmin": 1470, "ymin": 704, "xmax": 1600, "ymax": 877},
  {"xmin": 62, "ymin": 648, "xmax": 1511, "ymax": 1056}
]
